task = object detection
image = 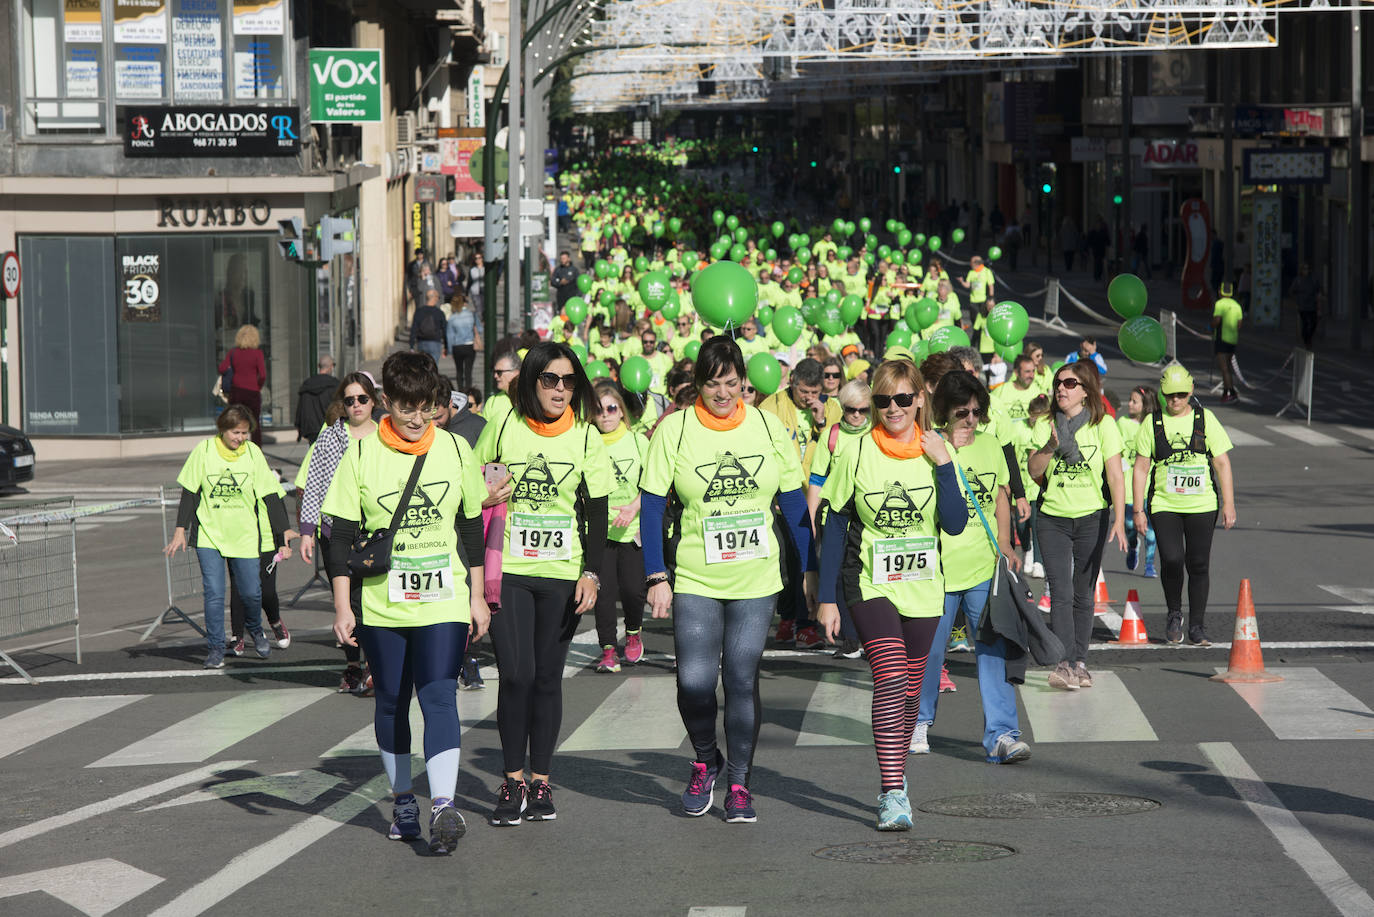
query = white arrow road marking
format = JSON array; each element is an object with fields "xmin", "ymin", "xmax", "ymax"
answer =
[
  {"xmin": 140, "ymin": 769, "xmax": 343, "ymax": 811},
  {"xmin": 0, "ymin": 760, "xmax": 254, "ymax": 850},
  {"xmin": 0, "ymin": 858, "xmax": 162, "ymax": 916},
  {"xmin": 0, "ymin": 695, "xmax": 148, "ymax": 759},
  {"xmin": 1319, "ymin": 585, "xmax": 1374, "ymax": 616},
  {"xmin": 147, "ymin": 773, "xmax": 391, "ymax": 917}
]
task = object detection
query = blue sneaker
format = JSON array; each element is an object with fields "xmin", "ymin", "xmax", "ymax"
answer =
[
  {"xmin": 251, "ymin": 629, "xmax": 271, "ymax": 659},
  {"xmin": 389, "ymin": 793, "xmax": 422, "ymax": 841},
  {"xmin": 724, "ymin": 784, "xmax": 757, "ymax": 823},
  {"xmin": 877, "ymin": 789, "xmax": 913, "ymax": 831},
  {"xmin": 1143, "ymin": 562, "xmax": 1158, "ymax": 579},
  {"xmin": 203, "ymin": 648, "xmax": 225, "ymax": 669},
  {"xmin": 428, "ymin": 798, "xmax": 466, "ymax": 854},
  {"xmin": 947, "ymin": 626, "xmax": 973, "ymax": 653},
  {"xmin": 987, "ymin": 734, "xmax": 1032, "ymax": 765},
  {"xmin": 1126, "ymin": 545, "xmax": 1139, "ymax": 571},
  {"xmin": 681, "ymin": 752, "xmax": 722, "ymax": 817}
]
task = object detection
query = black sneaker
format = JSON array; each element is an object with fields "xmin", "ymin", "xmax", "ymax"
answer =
[
  {"xmin": 490, "ymin": 778, "xmax": 527, "ymax": 826},
  {"xmin": 525, "ymin": 780, "xmax": 556, "ymax": 821},
  {"xmin": 459, "ymin": 656, "xmax": 485, "ymax": 690},
  {"xmin": 834, "ymin": 639, "xmax": 864, "ymax": 659},
  {"xmin": 251, "ymin": 629, "xmax": 271, "ymax": 659},
  {"xmin": 681, "ymin": 752, "xmax": 723, "ymax": 817},
  {"xmin": 1188, "ymin": 626, "xmax": 1212, "ymax": 647},
  {"xmin": 1166, "ymin": 612, "xmax": 1184, "ymax": 645}
]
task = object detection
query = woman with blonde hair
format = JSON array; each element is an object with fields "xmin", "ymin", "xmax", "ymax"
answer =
[{"xmin": 219, "ymin": 324, "xmax": 267, "ymax": 445}]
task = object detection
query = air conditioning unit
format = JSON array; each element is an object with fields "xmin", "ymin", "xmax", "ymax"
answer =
[
  {"xmin": 396, "ymin": 112, "xmax": 417, "ymax": 147},
  {"xmin": 486, "ymin": 32, "xmax": 505, "ymax": 67}
]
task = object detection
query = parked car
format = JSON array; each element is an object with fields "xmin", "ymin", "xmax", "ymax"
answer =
[{"xmin": 0, "ymin": 425, "xmax": 35, "ymax": 488}]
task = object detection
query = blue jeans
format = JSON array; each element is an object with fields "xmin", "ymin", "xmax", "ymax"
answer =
[
  {"xmin": 1124, "ymin": 503, "xmax": 1157, "ymax": 566},
  {"xmin": 196, "ymin": 547, "xmax": 262, "ymax": 651},
  {"xmin": 673, "ymin": 592, "xmax": 776, "ymax": 787},
  {"xmin": 917, "ymin": 578, "xmax": 1021, "ymax": 756},
  {"xmin": 416, "ymin": 339, "xmax": 444, "ymax": 363}
]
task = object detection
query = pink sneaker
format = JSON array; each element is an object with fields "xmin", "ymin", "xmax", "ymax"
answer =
[
  {"xmin": 939, "ymin": 665, "xmax": 957, "ymax": 693},
  {"xmin": 624, "ymin": 631, "xmax": 644, "ymax": 665},
  {"xmin": 596, "ymin": 645, "xmax": 621, "ymax": 673}
]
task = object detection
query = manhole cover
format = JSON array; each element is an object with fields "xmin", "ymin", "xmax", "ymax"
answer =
[
  {"xmin": 814, "ymin": 839, "xmax": 1016, "ymax": 865},
  {"xmin": 919, "ymin": 792, "xmax": 1160, "ymax": 819}
]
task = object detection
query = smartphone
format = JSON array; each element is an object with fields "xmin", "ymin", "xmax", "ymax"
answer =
[{"xmin": 483, "ymin": 462, "xmax": 509, "ymax": 487}]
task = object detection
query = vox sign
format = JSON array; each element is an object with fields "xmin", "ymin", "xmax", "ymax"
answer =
[{"xmin": 309, "ymin": 49, "xmax": 382, "ymax": 123}]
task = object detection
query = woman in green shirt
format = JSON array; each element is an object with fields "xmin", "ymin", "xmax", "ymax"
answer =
[
  {"xmin": 1028, "ymin": 362, "xmax": 1127, "ymax": 690},
  {"xmin": 1131, "ymin": 364, "xmax": 1236, "ymax": 646},
  {"xmin": 1118, "ymin": 385, "xmax": 1158, "ymax": 578},
  {"xmin": 163, "ymin": 404, "xmax": 291, "ymax": 669}
]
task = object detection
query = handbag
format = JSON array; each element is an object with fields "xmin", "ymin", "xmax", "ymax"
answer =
[{"xmin": 348, "ymin": 451, "xmax": 427, "ymax": 577}]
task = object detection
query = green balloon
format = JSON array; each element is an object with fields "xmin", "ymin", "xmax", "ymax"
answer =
[
  {"xmin": 796, "ymin": 248, "xmax": 811, "ymax": 265},
  {"xmin": 669, "ymin": 217, "xmax": 683, "ymax": 233},
  {"xmin": 586, "ymin": 360, "xmax": 610, "ymax": 379},
  {"xmin": 570, "ymin": 342, "xmax": 588, "ymax": 364},
  {"xmin": 765, "ymin": 249, "xmax": 777, "ymax": 262},
  {"xmin": 911, "ymin": 339, "xmax": 931, "ymax": 363},
  {"xmin": 839, "ymin": 294, "xmax": 863, "ymax": 326},
  {"xmin": 635, "ymin": 256, "xmax": 650, "ymax": 272},
  {"xmin": 595, "ymin": 259, "xmax": 613, "ymax": 279},
  {"xmin": 885, "ymin": 219, "xmax": 898, "ymax": 233},
  {"xmin": 788, "ymin": 233, "xmax": 802, "ymax": 250},
  {"xmin": 685, "ymin": 340, "xmax": 702, "ymax": 361},
  {"xmin": 877, "ymin": 245, "xmax": 891, "ymax": 260},
  {"xmin": 907, "ymin": 249, "xmax": 923, "ymax": 266},
  {"xmin": 897, "ymin": 229, "xmax": 912, "ymax": 247},
  {"xmin": 986, "ymin": 301, "xmax": 1029, "ymax": 347},
  {"xmin": 599, "ymin": 290, "xmax": 614, "ymax": 308},
  {"xmin": 928, "ymin": 236, "xmax": 942, "ymax": 252},
  {"xmin": 995, "ymin": 343, "xmax": 1021, "ymax": 362},
  {"xmin": 905, "ymin": 297, "xmax": 939, "ymax": 331},
  {"xmin": 564, "ymin": 297, "xmax": 588, "ymax": 324},
  {"xmin": 865, "ymin": 234, "xmax": 878, "ymax": 250},
  {"xmin": 756, "ymin": 304, "xmax": 774, "ymax": 328},
  {"xmin": 729, "ymin": 244, "xmax": 748, "ymax": 263},
  {"xmin": 690, "ymin": 260, "xmax": 757, "ymax": 329},
  {"xmin": 844, "ymin": 221, "xmax": 856, "ymax": 238},
  {"xmin": 747, "ymin": 352, "xmax": 783, "ymax": 396},
  {"xmin": 988, "ymin": 246, "xmax": 1003, "ymax": 262},
  {"xmin": 726, "ymin": 215, "xmax": 740, "ymax": 231},
  {"xmin": 712, "ymin": 210, "xmax": 725, "ymax": 227},
  {"xmin": 886, "ymin": 328, "xmax": 913, "ymax": 349},
  {"xmin": 836, "ymin": 246, "xmax": 852, "ymax": 261},
  {"xmin": 799, "ymin": 233, "xmax": 811, "ymax": 248},
  {"xmin": 1118, "ymin": 316, "xmax": 1167, "ymax": 363},
  {"xmin": 832, "ymin": 218, "xmax": 846, "ymax": 235},
  {"xmin": 914, "ymin": 233, "xmax": 927, "ymax": 248},
  {"xmin": 681, "ymin": 251, "xmax": 699, "ymax": 270},
  {"xmin": 823, "ymin": 288, "xmax": 842, "ymax": 308},
  {"xmin": 709, "ymin": 241, "xmax": 729, "ymax": 261},
  {"xmin": 773, "ymin": 305, "xmax": 805, "ymax": 345},
  {"xmin": 863, "ymin": 252, "xmax": 876, "ymax": 266},
  {"xmin": 621, "ymin": 356, "xmax": 653, "ymax": 393},
  {"xmin": 576, "ymin": 274, "xmax": 592, "ymax": 294},
  {"xmin": 952, "ymin": 228, "xmax": 966, "ymax": 244},
  {"xmin": 859, "ymin": 217, "xmax": 872, "ymax": 233},
  {"xmin": 638, "ymin": 271, "xmax": 671, "ymax": 310},
  {"xmin": 733, "ymin": 227, "xmax": 748, "ymax": 244},
  {"xmin": 928, "ymin": 326, "xmax": 971, "ymax": 352},
  {"xmin": 819, "ymin": 306, "xmax": 845, "ymax": 337},
  {"xmin": 787, "ymin": 266, "xmax": 804, "ymax": 285},
  {"xmin": 1108, "ymin": 274, "xmax": 1149, "ymax": 319},
  {"xmin": 802, "ymin": 297, "xmax": 823, "ymax": 325},
  {"xmin": 660, "ymin": 298, "xmax": 681, "ymax": 321},
  {"xmin": 771, "ymin": 221, "xmax": 785, "ymax": 238},
  {"xmin": 652, "ymin": 223, "xmax": 665, "ymax": 238}
]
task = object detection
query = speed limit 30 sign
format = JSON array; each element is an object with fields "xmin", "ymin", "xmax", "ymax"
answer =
[{"xmin": 1, "ymin": 252, "xmax": 18, "ymax": 299}]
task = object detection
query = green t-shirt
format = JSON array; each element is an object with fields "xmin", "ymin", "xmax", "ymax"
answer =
[
  {"xmin": 176, "ymin": 438, "xmax": 284, "ymax": 559},
  {"xmin": 1033, "ymin": 416, "xmax": 1123, "ymax": 518},
  {"xmin": 603, "ymin": 426, "xmax": 648, "ymax": 544},
  {"xmin": 841, "ymin": 272, "xmax": 868, "ymax": 298},
  {"xmin": 474, "ymin": 413, "xmax": 615, "ymax": 580},
  {"xmin": 320, "ymin": 429, "xmax": 487, "ymax": 628},
  {"xmin": 737, "ymin": 335, "xmax": 770, "ymax": 359},
  {"xmin": 1213, "ymin": 297, "xmax": 1243, "ymax": 345},
  {"xmin": 820, "ymin": 434, "xmax": 945, "ymax": 617},
  {"xmin": 965, "ymin": 267, "xmax": 992, "ymax": 303},
  {"xmin": 991, "ymin": 381, "xmax": 1038, "ymax": 423},
  {"xmin": 483, "ymin": 391, "xmax": 513, "ymax": 429},
  {"xmin": 939, "ymin": 433, "xmax": 1008, "ymax": 592},
  {"xmin": 1009, "ymin": 417, "xmax": 1043, "ymax": 503},
  {"xmin": 1133, "ymin": 407, "xmax": 1233, "ymax": 514},
  {"xmin": 641, "ymin": 405, "xmax": 803, "ymax": 600},
  {"xmin": 809, "ymin": 423, "xmax": 864, "ymax": 481},
  {"xmin": 1117, "ymin": 416, "xmax": 1142, "ymax": 505}
]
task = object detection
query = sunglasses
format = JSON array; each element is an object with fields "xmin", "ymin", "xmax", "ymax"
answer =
[
  {"xmin": 843, "ymin": 404, "xmax": 870, "ymax": 415},
  {"xmin": 1164, "ymin": 391, "xmax": 1190, "ymax": 400},
  {"xmin": 1053, "ymin": 377, "xmax": 1082, "ymax": 390},
  {"xmin": 742, "ymin": 385, "xmax": 756, "ymax": 394},
  {"xmin": 872, "ymin": 392, "xmax": 917, "ymax": 409},
  {"xmin": 823, "ymin": 371, "xmax": 843, "ymax": 380},
  {"xmin": 538, "ymin": 372, "xmax": 578, "ymax": 390},
  {"xmin": 343, "ymin": 394, "xmax": 370, "ymax": 407},
  {"xmin": 597, "ymin": 402, "xmax": 621, "ymax": 414},
  {"xmin": 952, "ymin": 407, "xmax": 987, "ymax": 421}
]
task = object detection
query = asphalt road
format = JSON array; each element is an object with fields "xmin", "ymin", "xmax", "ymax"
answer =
[{"xmin": 2, "ymin": 285, "xmax": 1373, "ymax": 916}]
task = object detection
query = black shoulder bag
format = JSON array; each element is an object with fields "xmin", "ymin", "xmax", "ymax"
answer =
[{"xmin": 348, "ymin": 451, "xmax": 427, "ymax": 576}]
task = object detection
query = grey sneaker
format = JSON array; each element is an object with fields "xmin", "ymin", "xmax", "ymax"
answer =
[
  {"xmin": 1047, "ymin": 661, "xmax": 1080, "ymax": 690},
  {"xmin": 251, "ymin": 630, "xmax": 271, "ymax": 659},
  {"xmin": 1188, "ymin": 627, "xmax": 1212, "ymax": 647},
  {"xmin": 204, "ymin": 648, "xmax": 226, "ymax": 669},
  {"xmin": 1074, "ymin": 662, "xmax": 1093, "ymax": 688},
  {"xmin": 987, "ymin": 734, "xmax": 1032, "ymax": 765},
  {"xmin": 1165, "ymin": 611, "xmax": 1184, "ymax": 645},
  {"xmin": 908, "ymin": 722, "xmax": 930, "ymax": 755}
]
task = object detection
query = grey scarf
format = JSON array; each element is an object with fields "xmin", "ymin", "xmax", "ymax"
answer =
[{"xmin": 1054, "ymin": 410, "xmax": 1090, "ymax": 464}]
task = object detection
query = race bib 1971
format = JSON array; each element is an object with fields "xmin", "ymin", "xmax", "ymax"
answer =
[{"xmin": 388, "ymin": 553, "xmax": 456, "ymax": 603}]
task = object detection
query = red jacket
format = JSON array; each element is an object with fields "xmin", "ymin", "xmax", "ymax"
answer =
[{"xmin": 219, "ymin": 347, "xmax": 266, "ymax": 392}]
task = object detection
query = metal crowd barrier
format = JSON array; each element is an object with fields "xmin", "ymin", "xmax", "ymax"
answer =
[
  {"xmin": 140, "ymin": 485, "xmax": 207, "ymax": 643},
  {"xmin": 0, "ymin": 497, "xmax": 80, "ymax": 684}
]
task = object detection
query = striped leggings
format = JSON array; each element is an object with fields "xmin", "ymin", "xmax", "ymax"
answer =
[{"xmin": 850, "ymin": 598, "xmax": 940, "ymax": 792}]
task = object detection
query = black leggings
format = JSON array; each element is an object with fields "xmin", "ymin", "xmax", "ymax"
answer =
[
  {"xmin": 452, "ymin": 345, "xmax": 476, "ymax": 391},
  {"xmin": 1149, "ymin": 510, "xmax": 1217, "ymax": 630},
  {"xmin": 595, "ymin": 540, "xmax": 645, "ymax": 647},
  {"xmin": 230, "ymin": 551, "xmax": 281, "ymax": 638},
  {"xmin": 490, "ymin": 573, "xmax": 579, "ymax": 775}
]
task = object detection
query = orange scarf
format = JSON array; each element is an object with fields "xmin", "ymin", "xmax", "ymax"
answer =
[
  {"xmin": 526, "ymin": 406, "xmax": 575, "ymax": 436},
  {"xmin": 694, "ymin": 397, "xmax": 746, "ymax": 431},
  {"xmin": 872, "ymin": 424, "xmax": 924, "ymax": 459},
  {"xmin": 378, "ymin": 415, "xmax": 435, "ymax": 454}
]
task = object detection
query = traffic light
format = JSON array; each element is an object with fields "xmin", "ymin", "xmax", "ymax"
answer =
[
  {"xmin": 277, "ymin": 217, "xmax": 303, "ymax": 261},
  {"xmin": 1037, "ymin": 162, "xmax": 1057, "ymax": 195},
  {"xmin": 484, "ymin": 201, "xmax": 508, "ymax": 261},
  {"xmin": 318, "ymin": 216, "xmax": 355, "ymax": 261},
  {"xmin": 1113, "ymin": 193, "xmax": 1124, "ymax": 206},
  {"xmin": 809, "ymin": 160, "xmax": 818, "ymax": 168},
  {"xmin": 893, "ymin": 165, "xmax": 902, "ymax": 174},
  {"xmin": 751, "ymin": 145, "xmax": 759, "ymax": 153}
]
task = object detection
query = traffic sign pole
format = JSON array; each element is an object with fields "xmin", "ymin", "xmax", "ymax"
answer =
[{"xmin": 0, "ymin": 252, "xmax": 18, "ymax": 427}]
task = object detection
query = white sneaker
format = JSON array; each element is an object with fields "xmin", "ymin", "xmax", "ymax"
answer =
[
  {"xmin": 1031, "ymin": 562, "xmax": 1045, "ymax": 579},
  {"xmin": 909, "ymin": 722, "xmax": 930, "ymax": 755},
  {"xmin": 987, "ymin": 734, "xmax": 1032, "ymax": 765}
]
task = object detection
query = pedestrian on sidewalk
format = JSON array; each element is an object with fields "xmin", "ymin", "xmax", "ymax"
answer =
[
  {"xmin": 218, "ymin": 325, "xmax": 267, "ymax": 446},
  {"xmin": 1212, "ymin": 283, "xmax": 1244, "ymax": 403},
  {"xmin": 409, "ymin": 290, "xmax": 448, "ymax": 365},
  {"xmin": 446, "ymin": 294, "xmax": 481, "ymax": 391}
]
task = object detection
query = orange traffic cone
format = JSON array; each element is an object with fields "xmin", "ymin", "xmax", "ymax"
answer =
[
  {"xmin": 1116, "ymin": 589, "xmax": 1149, "ymax": 644},
  {"xmin": 1095, "ymin": 569, "xmax": 1112, "ymax": 604},
  {"xmin": 1211, "ymin": 580, "xmax": 1283, "ymax": 684}
]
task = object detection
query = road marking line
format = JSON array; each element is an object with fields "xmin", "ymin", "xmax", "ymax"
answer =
[
  {"xmin": 0, "ymin": 760, "xmax": 254, "ymax": 850},
  {"xmin": 563, "ymin": 624, "xmax": 603, "ymax": 679},
  {"xmin": 0, "ymin": 695, "xmax": 148, "ymax": 759},
  {"xmin": 560, "ymin": 675, "xmax": 684, "ymax": 751},
  {"xmin": 1220, "ymin": 667, "xmax": 1374, "ymax": 740},
  {"xmin": 1338, "ymin": 425, "xmax": 1374, "ymax": 442},
  {"xmin": 796, "ymin": 670, "xmax": 872, "ymax": 746},
  {"xmin": 1265, "ymin": 424, "xmax": 1343, "ymax": 447},
  {"xmin": 0, "ymin": 664, "xmax": 341, "ymax": 685},
  {"xmin": 1319, "ymin": 585, "xmax": 1374, "ymax": 616},
  {"xmin": 688, "ymin": 909, "xmax": 747, "ymax": 917},
  {"xmin": 147, "ymin": 774, "xmax": 391, "ymax": 917},
  {"xmin": 1225, "ymin": 428, "xmax": 1274, "ymax": 447},
  {"xmin": 1019, "ymin": 670, "xmax": 1158, "ymax": 742},
  {"xmin": 0, "ymin": 858, "xmax": 163, "ymax": 917},
  {"xmin": 88, "ymin": 688, "xmax": 328, "ymax": 768},
  {"xmin": 322, "ymin": 688, "xmax": 499, "ymax": 758},
  {"xmin": 1200, "ymin": 742, "xmax": 1374, "ymax": 917}
]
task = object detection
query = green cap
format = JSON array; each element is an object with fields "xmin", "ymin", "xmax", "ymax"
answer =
[{"xmin": 1159, "ymin": 363, "xmax": 1194, "ymax": 395}]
